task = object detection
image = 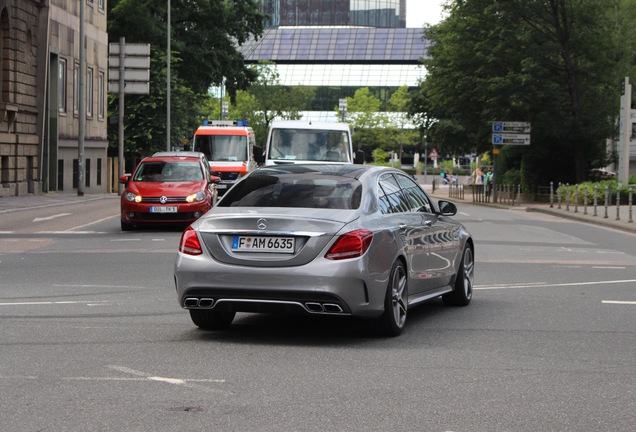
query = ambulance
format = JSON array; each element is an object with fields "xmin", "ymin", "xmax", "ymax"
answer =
[{"xmin": 192, "ymin": 120, "xmax": 261, "ymax": 195}]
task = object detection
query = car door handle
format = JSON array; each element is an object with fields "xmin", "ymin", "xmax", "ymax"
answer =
[
  {"xmin": 423, "ymin": 219, "xmax": 432, "ymax": 227},
  {"xmin": 399, "ymin": 224, "xmax": 407, "ymax": 230}
]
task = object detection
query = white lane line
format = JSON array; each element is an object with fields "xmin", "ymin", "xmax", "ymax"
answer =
[
  {"xmin": 602, "ymin": 300, "xmax": 636, "ymax": 305},
  {"xmin": 66, "ymin": 214, "xmax": 118, "ymax": 231},
  {"xmin": 476, "ymin": 278, "xmax": 636, "ymax": 290},
  {"xmin": 593, "ymin": 266, "xmax": 626, "ymax": 269},
  {"xmin": 0, "ymin": 300, "xmax": 110, "ymax": 306},
  {"xmin": 36, "ymin": 231, "xmax": 106, "ymax": 234},
  {"xmin": 32, "ymin": 213, "xmax": 71, "ymax": 222},
  {"xmin": 107, "ymin": 365, "xmax": 225, "ymax": 393},
  {"xmin": 110, "ymin": 238, "xmax": 141, "ymax": 242}
]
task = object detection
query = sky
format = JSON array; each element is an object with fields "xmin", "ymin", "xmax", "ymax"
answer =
[{"xmin": 406, "ymin": 0, "xmax": 445, "ymax": 28}]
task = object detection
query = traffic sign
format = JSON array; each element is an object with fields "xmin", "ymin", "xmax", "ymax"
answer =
[
  {"xmin": 108, "ymin": 81, "xmax": 150, "ymax": 94},
  {"xmin": 429, "ymin": 148, "xmax": 439, "ymax": 159},
  {"xmin": 492, "ymin": 133, "xmax": 531, "ymax": 145},
  {"xmin": 492, "ymin": 121, "xmax": 531, "ymax": 134}
]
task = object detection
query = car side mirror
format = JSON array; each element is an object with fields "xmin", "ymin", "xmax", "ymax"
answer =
[
  {"xmin": 354, "ymin": 149, "xmax": 365, "ymax": 165},
  {"xmin": 438, "ymin": 200, "xmax": 457, "ymax": 216},
  {"xmin": 253, "ymin": 146, "xmax": 265, "ymax": 164},
  {"xmin": 118, "ymin": 174, "xmax": 131, "ymax": 185}
]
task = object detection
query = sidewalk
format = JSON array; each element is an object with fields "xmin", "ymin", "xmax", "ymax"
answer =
[
  {"xmin": 422, "ymin": 181, "xmax": 636, "ymax": 235},
  {"xmin": 0, "ymin": 192, "xmax": 118, "ymax": 214}
]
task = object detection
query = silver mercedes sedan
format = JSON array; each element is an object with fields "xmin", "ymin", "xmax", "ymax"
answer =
[{"xmin": 174, "ymin": 164, "xmax": 474, "ymax": 336}]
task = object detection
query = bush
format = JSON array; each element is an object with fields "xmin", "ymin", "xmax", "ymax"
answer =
[{"xmin": 555, "ymin": 179, "xmax": 635, "ymax": 205}]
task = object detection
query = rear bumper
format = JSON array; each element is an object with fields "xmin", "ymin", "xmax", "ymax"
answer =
[{"xmin": 174, "ymin": 253, "xmax": 390, "ymax": 318}]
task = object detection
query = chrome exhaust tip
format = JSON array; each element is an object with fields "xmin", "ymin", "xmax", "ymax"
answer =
[
  {"xmin": 305, "ymin": 302, "xmax": 324, "ymax": 313},
  {"xmin": 198, "ymin": 298, "xmax": 214, "ymax": 308},
  {"xmin": 184, "ymin": 297, "xmax": 199, "ymax": 307},
  {"xmin": 323, "ymin": 303, "xmax": 343, "ymax": 313}
]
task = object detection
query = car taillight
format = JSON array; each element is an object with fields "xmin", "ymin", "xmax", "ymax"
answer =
[
  {"xmin": 325, "ymin": 230, "xmax": 373, "ymax": 260},
  {"xmin": 179, "ymin": 226, "xmax": 202, "ymax": 255}
]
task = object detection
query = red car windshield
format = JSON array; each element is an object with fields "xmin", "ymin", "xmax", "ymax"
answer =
[{"xmin": 133, "ymin": 161, "xmax": 203, "ymax": 182}]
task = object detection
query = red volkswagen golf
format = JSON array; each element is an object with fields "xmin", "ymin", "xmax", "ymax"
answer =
[{"xmin": 119, "ymin": 152, "xmax": 218, "ymax": 231}]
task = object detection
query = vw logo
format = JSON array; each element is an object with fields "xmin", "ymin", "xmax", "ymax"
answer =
[
  {"xmin": 257, "ymin": 218, "xmax": 267, "ymax": 230},
  {"xmin": 160, "ymin": 196, "xmax": 168, "ymax": 204}
]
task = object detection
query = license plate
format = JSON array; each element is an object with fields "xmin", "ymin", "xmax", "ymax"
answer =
[
  {"xmin": 150, "ymin": 206, "xmax": 177, "ymax": 213},
  {"xmin": 232, "ymin": 236, "xmax": 294, "ymax": 253}
]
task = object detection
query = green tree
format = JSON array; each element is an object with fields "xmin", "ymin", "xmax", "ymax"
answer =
[
  {"xmin": 417, "ymin": 0, "xmax": 622, "ymax": 187},
  {"xmin": 342, "ymin": 88, "xmax": 385, "ymax": 150},
  {"xmin": 230, "ymin": 63, "xmax": 316, "ymax": 147},
  {"xmin": 107, "ymin": 0, "xmax": 265, "ymax": 158}
]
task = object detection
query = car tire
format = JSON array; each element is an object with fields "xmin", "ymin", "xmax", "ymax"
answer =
[
  {"xmin": 443, "ymin": 244, "xmax": 474, "ymax": 306},
  {"xmin": 376, "ymin": 260, "xmax": 408, "ymax": 337},
  {"xmin": 189, "ymin": 309, "xmax": 235, "ymax": 330},
  {"xmin": 121, "ymin": 220, "xmax": 133, "ymax": 231}
]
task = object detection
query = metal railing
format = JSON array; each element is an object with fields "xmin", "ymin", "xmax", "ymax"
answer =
[{"xmin": 551, "ymin": 181, "xmax": 633, "ymax": 223}]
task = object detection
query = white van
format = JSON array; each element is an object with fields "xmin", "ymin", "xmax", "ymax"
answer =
[{"xmin": 263, "ymin": 120, "xmax": 362, "ymax": 166}]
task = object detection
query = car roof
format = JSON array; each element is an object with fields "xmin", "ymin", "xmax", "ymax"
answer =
[
  {"xmin": 152, "ymin": 151, "xmax": 206, "ymax": 159},
  {"xmin": 269, "ymin": 120, "xmax": 351, "ymax": 131}
]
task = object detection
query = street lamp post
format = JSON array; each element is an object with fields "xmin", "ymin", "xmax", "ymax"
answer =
[
  {"xmin": 166, "ymin": 0, "xmax": 171, "ymax": 151},
  {"xmin": 339, "ymin": 98, "xmax": 347, "ymax": 123},
  {"xmin": 78, "ymin": 0, "xmax": 85, "ymax": 196}
]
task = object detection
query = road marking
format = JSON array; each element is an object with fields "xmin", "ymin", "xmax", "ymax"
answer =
[
  {"xmin": 36, "ymin": 231, "xmax": 106, "ymax": 234},
  {"xmin": 67, "ymin": 214, "xmax": 118, "ymax": 231},
  {"xmin": 110, "ymin": 238, "xmax": 141, "ymax": 242},
  {"xmin": 593, "ymin": 266, "xmax": 626, "ymax": 269},
  {"xmin": 476, "ymin": 278, "xmax": 636, "ymax": 290},
  {"xmin": 107, "ymin": 365, "xmax": 225, "ymax": 393},
  {"xmin": 0, "ymin": 300, "xmax": 110, "ymax": 306},
  {"xmin": 32, "ymin": 213, "xmax": 72, "ymax": 222},
  {"xmin": 602, "ymin": 300, "xmax": 636, "ymax": 305}
]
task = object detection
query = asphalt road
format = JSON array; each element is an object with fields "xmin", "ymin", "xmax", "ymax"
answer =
[{"xmin": 1, "ymin": 198, "xmax": 634, "ymax": 431}]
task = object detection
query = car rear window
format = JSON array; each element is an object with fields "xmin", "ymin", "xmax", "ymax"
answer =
[{"xmin": 218, "ymin": 173, "xmax": 361, "ymax": 209}]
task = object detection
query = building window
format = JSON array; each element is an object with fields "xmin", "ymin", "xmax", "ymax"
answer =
[
  {"xmin": 58, "ymin": 58, "xmax": 67, "ymax": 112},
  {"xmin": 86, "ymin": 158, "xmax": 91, "ymax": 187},
  {"xmin": 98, "ymin": 71, "xmax": 105, "ymax": 119},
  {"xmin": 73, "ymin": 159, "xmax": 78, "ymax": 189},
  {"xmin": 97, "ymin": 158, "xmax": 102, "ymax": 186},
  {"xmin": 98, "ymin": 0, "xmax": 105, "ymax": 12},
  {"xmin": 58, "ymin": 159, "xmax": 64, "ymax": 191},
  {"xmin": 73, "ymin": 64, "xmax": 79, "ymax": 115},
  {"xmin": 86, "ymin": 67, "xmax": 93, "ymax": 118}
]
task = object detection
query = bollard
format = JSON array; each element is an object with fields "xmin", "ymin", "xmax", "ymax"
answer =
[
  {"xmin": 593, "ymin": 185, "xmax": 598, "ymax": 217},
  {"xmin": 629, "ymin": 187, "xmax": 633, "ymax": 223},
  {"xmin": 604, "ymin": 185, "xmax": 609, "ymax": 219},
  {"xmin": 616, "ymin": 188, "xmax": 621, "ymax": 221},
  {"xmin": 566, "ymin": 184, "xmax": 570, "ymax": 211},
  {"xmin": 583, "ymin": 185, "xmax": 588, "ymax": 215},
  {"xmin": 558, "ymin": 182, "xmax": 562, "ymax": 209},
  {"xmin": 574, "ymin": 184, "xmax": 578, "ymax": 213},
  {"xmin": 550, "ymin": 182, "xmax": 554, "ymax": 208}
]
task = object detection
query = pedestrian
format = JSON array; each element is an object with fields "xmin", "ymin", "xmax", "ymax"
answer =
[
  {"xmin": 473, "ymin": 167, "xmax": 483, "ymax": 186},
  {"xmin": 484, "ymin": 168, "xmax": 494, "ymax": 200}
]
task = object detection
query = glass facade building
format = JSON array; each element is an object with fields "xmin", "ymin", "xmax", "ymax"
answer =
[
  {"xmin": 239, "ymin": 1, "xmax": 426, "ymax": 121},
  {"xmin": 259, "ymin": 0, "xmax": 406, "ymax": 29}
]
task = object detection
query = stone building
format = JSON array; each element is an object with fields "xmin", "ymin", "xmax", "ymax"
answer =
[{"xmin": 0, "ymin": 0, "xmax": 108, "ymax": 197}]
